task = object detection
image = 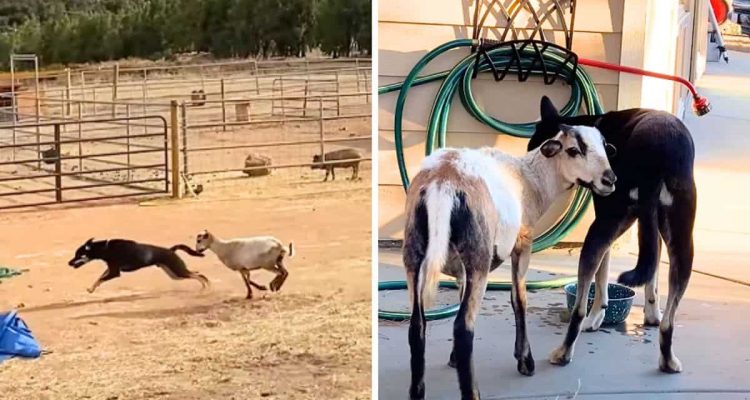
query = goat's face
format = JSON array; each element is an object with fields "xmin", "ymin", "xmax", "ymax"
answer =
[
  {"xmin": 195, "ymin": 230, "xmax": 213, "ymax": 253},
  {"xmin": 540, "ymin": 125, "xmax": 616, "ymax": 196}
]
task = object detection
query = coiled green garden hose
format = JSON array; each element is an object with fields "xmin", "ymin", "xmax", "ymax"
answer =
[{"xmin": 378, "ymin": 39, "xmax": 604, "ymax": 321}]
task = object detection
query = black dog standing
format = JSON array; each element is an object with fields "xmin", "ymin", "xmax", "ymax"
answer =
[
  {"xmin": 530, "ymin": 96, "xmax": 696, "ymax": 373},
  {"xmin": 69, "ymin": 238, "xmax": 210, "ymax": 293}
]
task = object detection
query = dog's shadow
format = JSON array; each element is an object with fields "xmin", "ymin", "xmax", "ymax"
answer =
[
  {"xmin": 21, "ymin": 293, "xmax": 162, "ymax": 313},
  {"xmin": 70, "ymin": 293, "xmax": 289, "ymax": 320}
]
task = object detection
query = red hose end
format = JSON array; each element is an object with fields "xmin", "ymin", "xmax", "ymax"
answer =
[{"xmin": 693, "ymin": 96, "xmax": 711, "ymax": 116}]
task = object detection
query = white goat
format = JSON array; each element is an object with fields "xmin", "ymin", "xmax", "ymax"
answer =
[
  {"xmin": 402, "ymin": 125, "xmax": 616, "ymax": 400},
  {"xmin": 196, "ymin": 230, "xmax": 293, "ymax": 299}
]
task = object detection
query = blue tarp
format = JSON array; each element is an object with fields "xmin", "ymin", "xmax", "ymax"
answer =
[{"xmin": 0, "ymin": 310, "xmax": 41, "ymax": 362}]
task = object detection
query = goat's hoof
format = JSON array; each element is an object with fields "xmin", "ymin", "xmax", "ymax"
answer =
[
  {"xmin": 659, "ymin": 355, "xmax": 683, "ymax": 373},
  {"xmin": 644, "ymin": 306, "xmax": 662, "ymax": 326},
  {"xmin": 448, "ymin": 352, "xmax": 457, "ymax": 368},
  {"xmin": 549, "ymin": 346, "xmax": 572, "ymax": 366},
  {"xmin": 517, "ymin": 355, "xmax": 535, "ymax": 376}
]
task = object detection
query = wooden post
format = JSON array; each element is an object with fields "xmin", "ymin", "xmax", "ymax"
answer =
[
  {"xmin": 254, "ymin": 61, "xmax": 260, "ymax": 95},
  {"xmin": 220, "ymin": 78, "xmax": 227, "ymax": 132},
  {"xmin": 335, "ymin": 71, "xmax": 340, "ymax": 116},
  {"xmin": 170, "ymin": 100, "xmax": 181, "ymax": 198},
  {"xmin": 65, "ymin": 68, "xmax": 72, "ymax": 116},
  {"xmin": 80, "ymin": 71, "xmax": 86, "ymax": 115},
  {"xmin": 126, "ymin": 104, "xmax": 131, "ymax": 181},
  {"xmin": 279, "ymin": 76, "xmax": 285, "ymax": 122},
  {"xmin": 181, "ymin": 102, "xmax": 189, "ymax": 175},
  {"xmin": 318, "ymin": 98, "xmax": 325, "ymax": 161},
  {"xmin": 77, "ymin": 102, "xmax": 83, "ymax": 172},
  {"xmin": 54, "ymin": 124, "xmax": 62, "ymax": 203},
  {"xmin": 34, "ymin": 57, "xmax": 41, "ymax": 168},
  {"xmin": 112, "ymin": 63, "xmax": 119, "ymax": 117},
  {"xmin": 303, "ymin": 80, "xmax": 309, "ymax": 118}
]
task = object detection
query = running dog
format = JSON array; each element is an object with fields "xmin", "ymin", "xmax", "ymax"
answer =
[
  {"xmin": 529, "ymin": 96, "xmax": 696, "ymax": 373},
  {"xmin": 68, "ymin": 238, "xmax": 211, "ymax": 293}
]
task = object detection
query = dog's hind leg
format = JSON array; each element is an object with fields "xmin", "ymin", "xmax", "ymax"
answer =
[
  {"xmin": 159, "ymin": 261, "xmax": 210, "ymax": 290},
  {"xmin": 644, "ymin": 238, "xmax": 663, "ymax": 326},
  {"xmin": 550, "ymin": 213, "xmax": 635, "ymax": 366},
  {"xmin": 657, "ymin": 183, "xmax": 696, "ymax": 373},
  {"xmin": 582, "ymin": 250, "xmax": 611, "ymax": 332},
  {"xmin": 88, "ymin": 267, "xmax": 120, "ymax": 293}
]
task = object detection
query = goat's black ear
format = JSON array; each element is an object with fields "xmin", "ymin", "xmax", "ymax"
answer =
[
  {"xmin": 540, "ymin": 96, "xmax": 559, "ymax": 121},
  {"xmin": 605, "ymin": 143, "xmax": 617, "ymax": 158},
  {"xmin": 540, "ymin": 140, "xmax": 563, "ymax": 158}
]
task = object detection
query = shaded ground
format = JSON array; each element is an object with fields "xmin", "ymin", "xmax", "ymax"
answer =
[{"xmin": 0, "ymin": 182, "xmax": 371, "ymax": 400}]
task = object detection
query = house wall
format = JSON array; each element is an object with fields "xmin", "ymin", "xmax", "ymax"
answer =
[{"xmin": 378, "ymin": 0, "xmax": 705, "ymax": 241}]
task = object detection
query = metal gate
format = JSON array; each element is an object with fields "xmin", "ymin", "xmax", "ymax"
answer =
[{"xmin": 0, "ymin": 116, "xmax": 169, "ymax": 210}]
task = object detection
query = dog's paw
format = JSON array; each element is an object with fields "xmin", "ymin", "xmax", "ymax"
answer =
[
  {"xmin": 86, "ymin": 288, "xmax": 95, "ymax": 294},
  {"xmin": 659, "ymin": 354, "xmax": 683, "ymax": 373},
  {"xmin": 549, "ymin": 346, "xmax": 572, "ymax": 366},
  {"xmin": 644, "ymin": 304, "xmax": 662, "ymax": 326},
  {"xmin": 582, "ymin": 309, "xmax": 606, "ymax": 332}
]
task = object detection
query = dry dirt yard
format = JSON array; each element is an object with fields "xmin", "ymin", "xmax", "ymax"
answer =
[{"xmin": 0, "ymin": 183, "xmax": 371, "ymax": 399}]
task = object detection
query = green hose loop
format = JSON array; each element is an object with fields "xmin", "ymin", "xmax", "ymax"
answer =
[
  {"xmin": 378, "ymin": 277, "xmax": 576, "ymax": 321},
  {"xmin": 380, "ymin": 38, "xmax": 605, "ymax": 252}
]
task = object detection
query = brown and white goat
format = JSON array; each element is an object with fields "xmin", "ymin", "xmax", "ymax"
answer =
[{"xmin": 402, "ymin": 125, "xmax": 616, "ymax": 400}]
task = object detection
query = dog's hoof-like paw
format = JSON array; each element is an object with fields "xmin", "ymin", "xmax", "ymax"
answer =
[
  {"xmin": 659, "ymin": 355, "xmax": 683, "ymax": 373},
  {"xmin": 448, "ymin": 351, "xmax": 457, "ymax": 368},
  {"xmin": 549, "ymin": 346, "xmax": 572, "ymax": 366},
  {"xmin": 517, "ymin": 355, "xmax": 535, "ymax": 376},
  {"xmin": 409, "ymin": 382, "xmax": 425, "ymax": 400},
  {"xmin": 644, "ymin": 316, "xmax": 661, "ymax": 326},
  {"xmin": 644, "ymin": 306, "xmax": 662, "ymax": 326}
]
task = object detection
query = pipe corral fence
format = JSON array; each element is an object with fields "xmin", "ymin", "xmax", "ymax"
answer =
[{"xmin": 0, "ymin": 58, "xmax": 372, "ymax": 209}]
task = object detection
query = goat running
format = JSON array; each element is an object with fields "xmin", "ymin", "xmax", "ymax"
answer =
[
  {"xmin": 402, "ymin": 125, "xmax": 616, "ymax": 400},
  {"xmin": 196, "ymin": 230, "xmax": 293, "ymax": 299}
]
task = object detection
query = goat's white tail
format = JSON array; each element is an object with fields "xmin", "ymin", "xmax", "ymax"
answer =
[
  {"xmin": 288, "ymin": 242, "xmax": 295, "ymax": 258},
  {"xmin": 419, "ymin": 184, "xmax": 455, "ymax": 309}
]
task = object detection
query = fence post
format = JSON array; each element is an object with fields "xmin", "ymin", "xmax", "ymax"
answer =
[
  {"xmin": 77, "ymin": 102, "xmax": 83, "ymax": 172},
  {"xmin": 170, "ymin": 100, "xmax": 181, "ymax": 199},
  {"xmin": 80, "ymin": 71, "xmax": 86, "ymax": 115},
  {"xmin": 254, "ymin": 61, "xmax": 260, "ymax": 95},
  {"xmin": 318, "ymin": 98, "xmax": 325, "ymax": 162},
  {"xmin": 335, "ymin": 71, "xmax": 340, "ymax": 116},
  {"xmin": 65, "ymin": 68, "xmax": 72, "ymax": 116},
  {"xmin": 280, "ymin": 76, "xmax": 285, "ymax": 122},
  {"xmin": 181, "ymin": 102, "xmax": 189, "ymax": 176},
  {"xmin": 303, "ymin": 80, "xmax": 309, "ymax": 118},
  {"xmin": 355, "ymin": 59, "xmax": 361, "ymax": 93},
  {"xmin": 54, "ymin": 124, "xmax": 62, "ymax": 203},
  {"xmin": 220, "ymin": 78, "xmax": 227, "ymax": 132},
  {"xmin": 112, "ymin": 63, "xmax": 119, "ymax": 117},
  {"xmin": 126, "ymin": 104, "xmax": 131, "ymax": 181}
]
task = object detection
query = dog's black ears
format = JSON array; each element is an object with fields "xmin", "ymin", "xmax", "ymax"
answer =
[
  {"xmin": 540, "ymin": 96, "xmax": 559, "ymax": 121},
  {"xmin": 85, "ymin": 237, "xmax": 94, "ymax": 245},
  {"xmin": 540, "ymin": 139, "xmax": 563, "ymax": 158}
]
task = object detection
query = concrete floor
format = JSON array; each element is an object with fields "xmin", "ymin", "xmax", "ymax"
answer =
[{"xmin": 377, "ymin": 51, "xmax": 750, "ymax": 399}]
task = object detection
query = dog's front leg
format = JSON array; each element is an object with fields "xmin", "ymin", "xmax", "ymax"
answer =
[
  {"xmin": 88, "ymin": 268, "xmax": 120, "ymax": 293},
  {"xmin": 582, "ymin": 250, "xmax": 611, "ymax": 331}
]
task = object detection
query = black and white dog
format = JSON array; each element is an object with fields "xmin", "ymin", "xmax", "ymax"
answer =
[
  {"xmin": 529, "ymin": 97, "xmax": 696, "ymax": 373},
  {"xmin": 68, "ymin": 238, "xmax": 211, "ymax": 293}
]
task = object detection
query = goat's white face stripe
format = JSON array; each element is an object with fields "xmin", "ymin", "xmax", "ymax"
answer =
[{"xmin": 555, "ymin": 125, "xmax": 614, "ymax": 196}]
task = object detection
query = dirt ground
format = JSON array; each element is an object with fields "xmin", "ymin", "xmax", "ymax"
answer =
[{"xmin": 0, "ymin": 182, "xmax": 371, "ymax": 400}]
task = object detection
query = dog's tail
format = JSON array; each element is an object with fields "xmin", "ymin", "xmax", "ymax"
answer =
[
  {"xmin": 617, "ymin": 179, "xmax": 662, "ymax": 287},
  {"xmin": 170, "ymin": 244, "xmax": 204, "ymax": 257},
  {"xmin": 287, "ymin": 241, "xmax": 295, "ymax": 258}
]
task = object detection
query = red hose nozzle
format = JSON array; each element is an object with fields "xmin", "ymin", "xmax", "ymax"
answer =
[
  {"xmin": 692, "ymin": 96, "xmax": 711, "ymax": 116},
  {"xmin": 578, "ymin": 58, "xmax": 711, "ymax": 117}
]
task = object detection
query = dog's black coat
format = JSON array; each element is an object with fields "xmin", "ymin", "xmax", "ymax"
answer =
[
  {"xmin": 530, "ymin": 96, "xmax": 696, "ymax": 373},
  {"xmin": 69, "ymin": 238, "xmax": 210, "ymax": 292}
]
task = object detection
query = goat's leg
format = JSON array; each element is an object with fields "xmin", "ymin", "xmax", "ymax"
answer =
[
  {"xmin": 240, "ymin": 270, "xmax": 254, "ymax": 299},
  {"xmin": 448, "ymin": 262, "xmax": 466, "ymax": 368},
  {"xmin": 88, "ymin": 267, "xmax": 120, "ymax": 293},
  {"xmin": 657, "ymin": 184, "xmax": 695, "ymax": 373},
  {"xmin": 453, "ymin": 265, "xmax": 488, "ymax": 400},
  {"xmin": 581, "ymin": 250, "xmax": 611, "ymax": 332},
  {"xmin": 511, "ymin": 245, "xmax": 534, "ymax": 376},
  {"xmin": 406, "ymin": 267, "xmax": 427, "ymax": 400},
  {"xmin": 550, "ymin": 214, "xmax": 634, "ymax": 366},
  {"xmin": 269, "ymin": 260, "xmax": 290, "ymax": 292}
]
